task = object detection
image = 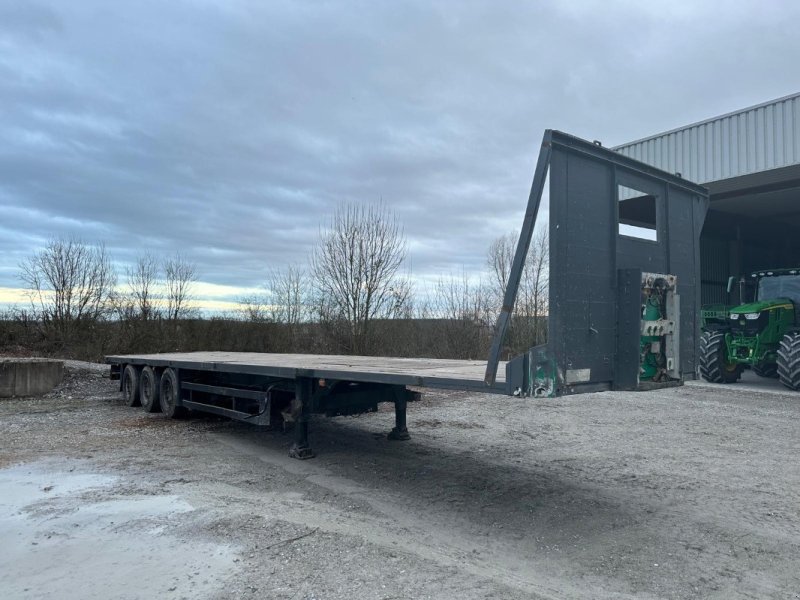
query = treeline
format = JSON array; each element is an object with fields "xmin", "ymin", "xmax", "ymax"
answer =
[{"xmin": 0, "ymin": 203, "xmax": 548, "ymax": 362}]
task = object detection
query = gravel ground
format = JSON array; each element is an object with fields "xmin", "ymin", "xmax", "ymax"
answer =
[{"xmin": 1, "ymin": 361, "xmax": 799, "ymax": 599}]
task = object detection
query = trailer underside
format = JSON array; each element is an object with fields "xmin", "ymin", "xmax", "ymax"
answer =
[{"xmin": 106, "ymin": 351, "xmax": 508, "ymax": 459}]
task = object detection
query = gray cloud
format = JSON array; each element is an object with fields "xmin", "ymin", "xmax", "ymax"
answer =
[{"xmin": 1, "ymin": 0, "xmax": 799, "ymax": 295}]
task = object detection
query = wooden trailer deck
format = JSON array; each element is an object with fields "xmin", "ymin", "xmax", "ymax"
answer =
[{"xmin": 105, "ymin": 351, "xmax": 508, "ymax": 394}]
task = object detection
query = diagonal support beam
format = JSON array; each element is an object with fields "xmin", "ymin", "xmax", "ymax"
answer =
[{"xmin": 484, "ymin": 130, "xmax": 552, "ymax": 385}]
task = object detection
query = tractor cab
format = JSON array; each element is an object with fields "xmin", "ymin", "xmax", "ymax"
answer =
[
  {"xmin": 727, "ymin": 269, "xmax": 799, "ymax": 336},
  {"xmin": 750, "ymin": 269, "xmax": 800, "ymax": 305}
]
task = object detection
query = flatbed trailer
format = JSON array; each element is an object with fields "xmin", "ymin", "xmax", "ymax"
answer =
[
  {"xmin": 106, "ymin": 130, "xmax": 709, "ymax": 459},
  {"xmin": 106, "ymin": 351, "xmax": 507, "ymax": 458}
]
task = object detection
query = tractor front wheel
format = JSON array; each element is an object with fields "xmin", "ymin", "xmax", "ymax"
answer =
[
  {"xmin": 699, "ymin": 330, "xmax": 742, "ymax": 383},
  {"xmin": 776, "ymin": 331, "xmax": 800, "ymax": 391}
]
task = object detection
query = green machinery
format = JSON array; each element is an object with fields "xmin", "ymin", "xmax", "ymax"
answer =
[
  {"xmin": 640, "ymin": 272, "xmax": 679, "ymax": 383},
  {"xmin": 699, "ymin": 268, "xmax": 800, "ymax": 390}
]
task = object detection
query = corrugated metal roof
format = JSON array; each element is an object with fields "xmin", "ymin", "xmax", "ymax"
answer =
[{"xmin": 613, "ymin": 92, "xmax": 800, "ymax": 184}]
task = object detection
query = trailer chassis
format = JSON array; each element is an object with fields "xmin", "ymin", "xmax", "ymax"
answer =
[{"xmin": 110, "ymin": 362, "xmax": 418, "ymax": 459}]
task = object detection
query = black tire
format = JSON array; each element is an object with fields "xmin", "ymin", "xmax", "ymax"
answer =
[
  {"xmin": 776, "ymin": 331, "xmax": 800, "ymax": 391},
  {"xmin": 122, "ymin": 365, "xmax": 141, "ymax": 407},
  {"xmin": 752, "ymin": 362, "xmax": 778, "ymax": 378},
  {"xmin": 698, "ymin": 330, "xmax": 742, "ymax": 383},
  {"xmin": 159, "ymin": 368, "xmax": 188, "ymax": 418},
  {"xmin": 140, "ymin": 366, "xmax": 162, "ymax": 413}
]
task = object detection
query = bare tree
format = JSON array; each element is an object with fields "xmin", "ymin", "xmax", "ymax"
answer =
[
  {"xmin": 431, "ymin": 272, "xmax": 493, "ymax": 358},
  {"xmin": 311, "ymin": 202, "xmax": 409, "ymax": 353},
  {"xmin": 235, "ymin": 264, "xmax": 309, "ymax": 327},
  {"xmin": 237, "ymin": 293, "xmax": 271, "ymax": 322},
  {"xmin": 19, "ymin": 236, "xmax": 116, "ymax": 340},
  {"xmin": 526, "ymin": 229, "xmax": 549, "ymax": 344},
  {"xmin": 126, "ymin": 253, "xmax": 159, "ymax": 320},
  {"xmin": 163, "ymin": 253, "xmax": 197, "ymax": 320},
  {"xmin": 486, "ymin": 228, "xmax": 549, "ymax": 351},
  {"xmin": 434, "ymin": 273, "xmax": 491, "ymax": 323},
  {"xmin": 268, "ymin": 264, "xmax": 310, "ymax": 325},
  {"xmin": 487, "ymin": 232, "xmax": 516, "ymax": 298}
]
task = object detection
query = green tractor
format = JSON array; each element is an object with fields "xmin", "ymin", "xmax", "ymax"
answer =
[{"xmin": 699, "ymin": 268, "xmax": 800, "ymax": 390}]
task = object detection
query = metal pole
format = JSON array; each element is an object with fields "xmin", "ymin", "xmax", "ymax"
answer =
[
  {"xmin": 484, "ymin": 130, "xmax": 552, "ymax": 385},
  {"xmin": 289, "ymin": 377, "xmax": 314, "ymax": 459},
  {"xmin": 387, "ymin": 387, "xmax": 410, "ymax": 441}
]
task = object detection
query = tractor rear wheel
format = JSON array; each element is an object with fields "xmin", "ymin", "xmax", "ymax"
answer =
[
  {"xmin": 752, "ymin": 362, "xmax": 778, "ymax": 378},
  {"xmin": 698, "ymin": 330, "xmax": 742, "ymax": 383},
  {"xmin": 776, "ymin": 331, "xmax": 800, "ymax": 390}
]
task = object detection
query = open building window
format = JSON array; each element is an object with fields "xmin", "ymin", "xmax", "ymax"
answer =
[{"xmin": 618, "ymin": 184, "xmax": 657, "ymax": 241}]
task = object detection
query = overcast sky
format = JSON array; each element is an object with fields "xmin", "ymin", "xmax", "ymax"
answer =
[{"xmin": 1, "ymin": 0, "xmax": 798, "ymax": 310}]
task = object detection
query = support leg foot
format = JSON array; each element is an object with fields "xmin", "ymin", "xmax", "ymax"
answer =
[
  {"xmin": 288, "ymin": 443, "xmax": 315, "ymax": 459},
  {"xmin": 387, "ymin": 426, "xmax": 410, "ymax": 441}
]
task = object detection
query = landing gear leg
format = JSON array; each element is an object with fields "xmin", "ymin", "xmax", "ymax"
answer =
[
  {"xmin": 289, "ymin": 378, "xmax": 315, "ymax": 459},
  {"xmin": 388, "ymin": 388, "xmax": 411, "ymax": 441}
]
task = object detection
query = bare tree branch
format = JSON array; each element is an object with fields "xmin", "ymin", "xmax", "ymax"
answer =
[
  {"xmin": 126, "ymin": 253, "xmax": 160, "ymax": 320},
  {"xmin": 18, "ymin": 236, "xmax": 116, "ymax": 341},
  {"xmin": 237, "ymin": 294, "xmax": 271, "ymax": 322},
  {"xmin": 486, "ymin": 229, "xmax": 549, "ymax": 351},
  {"xmin": 311, "ymin": 202, "xmax": 408, "ymax": 353},
  {"xmin": 268, "ymin": 263, "xmax": 310, "ymax": 326},
  {"xmin": 163, "ymin": 253, "xmax": 197, "ymax": 320}
]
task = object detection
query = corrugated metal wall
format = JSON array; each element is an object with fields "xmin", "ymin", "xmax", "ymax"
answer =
[
  {"xmin": 701, "ymin": 238, "xmax": 730, "ymax": 305},
  {"xmin": 700, "ymin": 237, "xmax": 793, "ymax": 305},
  {"xmin": 614, "ymin": 92, "xmax": 800, "ymax": 183}
]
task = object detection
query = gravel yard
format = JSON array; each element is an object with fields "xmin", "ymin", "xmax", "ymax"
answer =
[{"xmin": 1, "ymin": 362, "xmax": 799, "ymax": 599}]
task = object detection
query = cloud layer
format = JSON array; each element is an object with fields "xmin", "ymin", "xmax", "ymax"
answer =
[{"xmin": 1, "ymin": 0, "xmax": 798, "ymax": 300}]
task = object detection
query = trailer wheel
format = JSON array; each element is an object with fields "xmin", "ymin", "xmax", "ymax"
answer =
[
  {"xmin": 698, "ymin": 330, "xmax": 742, "ymax": 383},
  {"xmin": 159, "ymin": 368, "xmax": 187, "ymax": 418},
  {"xmin": 122, "ymin": 365, "xmax": 141, "ymax": 407},
  {"xmin": 776, "ymin": 331, "xmax": 800, "ymax": 391},
  {"xmin": 139, "ymin": 366, "xmax": 162, "ymax": 413}
]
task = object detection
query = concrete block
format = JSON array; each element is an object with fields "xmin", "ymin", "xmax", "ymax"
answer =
[{"xmin": 0, "ymin": 358, "xmax": 64, "ymax": 398}]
